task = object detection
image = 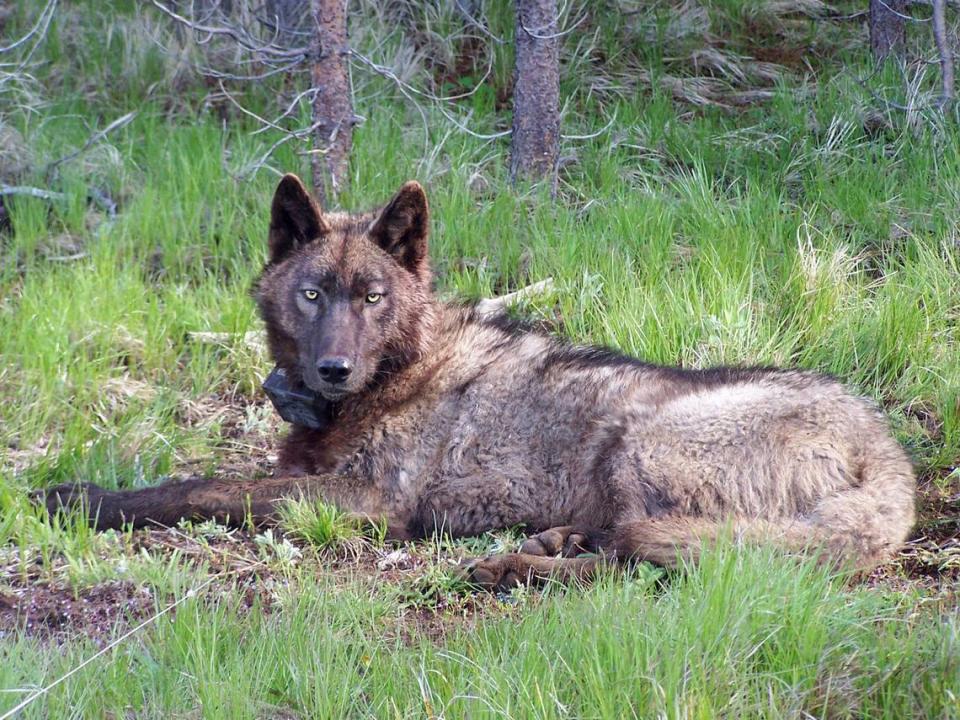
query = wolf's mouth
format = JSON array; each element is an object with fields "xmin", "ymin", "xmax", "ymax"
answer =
[
  {"xmin": 303, "ymin": 375, "xmax": 353, "ymax": 401},
  {"xmin": 316, "ymin": 386, "xmax": 349, "ymax": 401}
]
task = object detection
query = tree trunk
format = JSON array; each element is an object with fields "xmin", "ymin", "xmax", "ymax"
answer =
[
  {"xmin": 869, "ymin": 0, "xmax": 906, "ymax": 62},
  {"xmin": 309, "ymin": 0, "xmax": 352, "ymax": 208},
  {"xmin": 932, "ymin": 0, "xmax": 955, "ymax": 107},
  {"xmin": 510, "ymin": 0, "xmax": 560, "ymax": 186}
]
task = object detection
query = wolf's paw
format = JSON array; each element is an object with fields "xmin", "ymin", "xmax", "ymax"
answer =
[
  {"xmin": 520, "ymin": 526, "xmax": 592, "ymax": 557},
  {"xmin": 460, "ymin": 552, "xmax": 601, "ymax": 592},
  {"xmin": 459, "ymin": 554, "xmax": 531, "ymax": 592},
  {"xmin": 32, "ymin": 482, "xmax": 114, "ymax": 524}
]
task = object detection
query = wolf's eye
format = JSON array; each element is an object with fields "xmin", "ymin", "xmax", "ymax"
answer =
[
  {"xmin": 365, "ymin": 292, "xmax": 382, "ymax": 305},
  {"xmin": 302, "ymin": 289, "xmax": 319, "ymax": 301}
]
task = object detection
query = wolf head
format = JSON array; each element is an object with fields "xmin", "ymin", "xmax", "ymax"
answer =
[{"xmin": 255, "ymin": 175, "xmax": 433, "ymax": 400}]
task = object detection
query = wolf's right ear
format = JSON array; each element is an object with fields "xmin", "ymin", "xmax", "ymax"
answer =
[
  {"xmin": 369, "ymin": 181, "xmax": 429, "ymax": 275},
  {"xmin": 268, "ymin": 174, "xmax": 331, "ymax": 264}
]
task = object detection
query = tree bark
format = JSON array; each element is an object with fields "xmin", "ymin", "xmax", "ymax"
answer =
[
  {"xmin": 510, "ymin": 0, "xmax": 560, "ymax": 186},
  {"xmin": 932, "ymin": 0, "xmax": 955, "ymax": 107},
  {"xmin": 869, "ymin": 0, "xmax": 907, "ymax": 62},
  {"xmin": 309, "ymin": 0, "xmax": 352, "ymax": 208}
]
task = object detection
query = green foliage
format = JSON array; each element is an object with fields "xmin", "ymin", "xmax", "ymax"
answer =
[
  {"xmin": 2, "ymin": 547, "xmax": 958, "ymax": 718},
  {"xmin": 279, "ymin": 497, "xmax": 385, "ymax": 550},
  {"xmin": 1, "ymin": 0, "xmax": 958, "ymax": 717}
]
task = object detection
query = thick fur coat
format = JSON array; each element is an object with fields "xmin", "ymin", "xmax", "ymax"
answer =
[{"xmin": 45, "ymin": 176, "xmax": 916, "ymax": 589}]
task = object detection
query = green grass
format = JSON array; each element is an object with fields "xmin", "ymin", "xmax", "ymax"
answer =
[
  {"xmin": 279, "ymin": 497, "xmax": 387, "ymax": 550},
  {"xmin": 1, "ymin": 547, "xmax": 957, "ymax": 719},
  {"xmin": 1, "ymin": 0, "xmax": 959, "ymax": 717}
]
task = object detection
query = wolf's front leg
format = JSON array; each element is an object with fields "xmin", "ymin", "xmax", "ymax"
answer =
[{"xmin": 41, "ymin": 473, "xmax": 407, "ymax": 536}]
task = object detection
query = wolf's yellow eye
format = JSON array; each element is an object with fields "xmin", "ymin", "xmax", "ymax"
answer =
[
  {"xmin": 365, "ymin": 292, "xmax": 382, "ymax": 305},
  {"xmin": 302, "ymin": 289, "xmax": 319, "ymax": 301}
]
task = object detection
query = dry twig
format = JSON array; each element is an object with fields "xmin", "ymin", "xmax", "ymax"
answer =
[
  {"xmin": 43, "ymin": 112, "xmax": 137, "ymax": 179},
  {"xmin": 149, "ymin": 0, "xmax": 307, "ymax": 59}
]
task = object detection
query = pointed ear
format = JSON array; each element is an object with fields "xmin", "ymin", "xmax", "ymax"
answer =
[
  {"xmin": 369, "ymin": 181, "xmax": 429, "ymax": 274},
  {"xmin": 268, "ymin": 174, "xmax": 331, "ymax": 264}
]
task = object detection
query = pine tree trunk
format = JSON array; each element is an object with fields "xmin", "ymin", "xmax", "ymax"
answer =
[
  {"xmin": 869, "ymin": 0, "xmax": 906, "ymax": 61},
  {"xmin": 309, "ymin": 0, "xmax": 352, "ymax": 208},
  {"xmin": 510, "ymin": 0, "xmax": 560, "ymax": 185},
  {"xmin": 932, "ymin": 0, "xmax": 955, "ymax": 107}
]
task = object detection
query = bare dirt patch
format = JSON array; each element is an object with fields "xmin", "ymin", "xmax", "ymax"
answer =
[
  {"xmin": 868, "ymin": 470, "xmax": 960, "ymax": 599},
  {"xmin": 0, "ymin": 581, "xmax": 155, "ymax": 646},
  {"xmin": 0, "ymin": 521, "xmax": 500, "ymax": 648},
  {"xmin": 2, "ymin": 515, "xmax": 954, "ymax": 649},
  {"xmin": 900, "ymin": 472, "xmax": 960, "ymax": 582}
]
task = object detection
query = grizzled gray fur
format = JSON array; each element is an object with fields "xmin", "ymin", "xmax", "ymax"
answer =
[{"xmin": 44, "ymin": 175, "xmax": 916, "ymax": 590}]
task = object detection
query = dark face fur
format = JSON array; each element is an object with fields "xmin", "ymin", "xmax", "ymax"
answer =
[{"xmin": 255, "ymin": 175, "xmax": 432, "ymax": 400}]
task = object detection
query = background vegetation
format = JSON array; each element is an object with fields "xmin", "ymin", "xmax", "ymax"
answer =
[{"xmin": 0, "ymin": 1, "xmax": 957, "ymax": 717}]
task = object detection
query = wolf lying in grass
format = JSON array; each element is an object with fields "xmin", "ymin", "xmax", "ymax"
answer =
[{"xmin": 43, "ymin": 175, "xmax": 916, "ymax": 590}]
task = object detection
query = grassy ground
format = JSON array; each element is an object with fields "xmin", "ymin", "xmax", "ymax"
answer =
[{"xmin": 1, "ymin": 0, "xmax": 959, "ymax": 717}]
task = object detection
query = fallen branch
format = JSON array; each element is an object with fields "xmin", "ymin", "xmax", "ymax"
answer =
[
  {"xmin": 187, "ymin": 330, "xmax": 268, "ymax": 353},
  {"xmin": 474, "ymin": 277, "xmax": 556, "ymax": 316},
  {"xmin": 43, "ymin": 111, "xmax": 138, "ymax": 178},
  {"xmin": 189, "ymin": 278, "xmax": 557, "ymax": 351},
  {"xmin": 0, "ymin": 185, "xmax": 66, "ymax": 201}
]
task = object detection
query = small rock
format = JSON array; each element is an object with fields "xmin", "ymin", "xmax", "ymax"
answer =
[{"xmin": 377, "ymin": 549, "xmax": 412, "ymax": 571}]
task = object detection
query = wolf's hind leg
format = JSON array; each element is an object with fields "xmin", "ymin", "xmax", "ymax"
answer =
[
  {"xmin": 461, "ymin": 553, "xmax": 602, "ymax": 592},
  {"xmin": 520, "ymin": 526, "xmax": 599, "ymax": 557}
]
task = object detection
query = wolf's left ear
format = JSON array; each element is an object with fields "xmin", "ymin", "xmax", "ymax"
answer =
[
  {"xmin": 268, "ymin": 174, "xmax": 331, "ymax": 264},
  {"xmin": 370, "ymin": 181, "xmax": 429, "ymax": 275}
]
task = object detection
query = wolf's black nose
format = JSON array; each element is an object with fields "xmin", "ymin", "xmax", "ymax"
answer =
[{"xmin": 317, "ymin": 357, "xmax": 352, "ymax": 384}]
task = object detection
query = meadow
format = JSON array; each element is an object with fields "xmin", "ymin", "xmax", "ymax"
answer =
[{"xmin": 0, "ymin": 1, "xmax": 958, "ymax": 717}]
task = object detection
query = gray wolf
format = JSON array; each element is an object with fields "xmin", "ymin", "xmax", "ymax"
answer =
[{"xmin": 44, "ymin": 175, "xmax": 916, "ymax": 590}]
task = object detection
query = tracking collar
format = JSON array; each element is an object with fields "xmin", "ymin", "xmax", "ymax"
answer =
[{"xmin": 262, "ymin": 366, "xmax": 333, "ymax": 430}]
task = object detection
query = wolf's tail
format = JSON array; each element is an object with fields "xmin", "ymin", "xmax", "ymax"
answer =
[
  {"xmin": 608, "ymin": 516, "xmax": 817, "ymax": 568},
  {"xmin": 610, "ymin": 451, "xmax": 916, "ymax": 572}
]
